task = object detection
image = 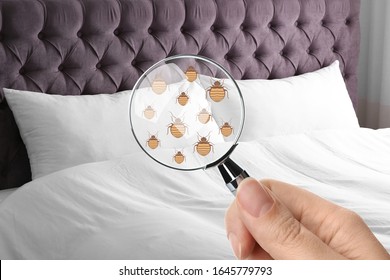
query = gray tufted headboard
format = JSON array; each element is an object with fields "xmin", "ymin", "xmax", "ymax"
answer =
[{"xmin": 0, "ymin": 0, "xmax": 360, "ymax": 189}]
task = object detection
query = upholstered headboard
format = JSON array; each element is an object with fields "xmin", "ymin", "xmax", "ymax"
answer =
[{"xmin": 0, "ymin": 0, "xmax": 360, "ymax": 189}]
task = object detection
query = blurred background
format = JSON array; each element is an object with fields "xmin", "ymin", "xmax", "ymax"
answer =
[{"xmin": 358, "ymin": 0, "xmax": 390, "ymax": 128}]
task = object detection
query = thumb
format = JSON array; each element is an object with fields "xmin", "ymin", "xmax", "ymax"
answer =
[{"xmin": 236, "ymin": 178, "xmax": 344, "ymax": 260}]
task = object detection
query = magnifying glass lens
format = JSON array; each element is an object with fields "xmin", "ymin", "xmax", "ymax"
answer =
[{"xmin": 130, "ymin": 55, "xmax": 248, "ymax": 194}]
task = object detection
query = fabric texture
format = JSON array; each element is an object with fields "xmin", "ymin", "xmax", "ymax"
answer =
[
  {"xmin": 238, "ymin": 61, "xmax": 359, "ymax": 140},
  {"xmin": 1, "ymin": 127, "xmax": 389, "ymax": 259},
  {"xmin": 0, "ymin": 0, "xmax": 361, "ymax": 188},
  {"xmin": 4, "ymin": 89, "xmax": 136, "ymax": 179}
]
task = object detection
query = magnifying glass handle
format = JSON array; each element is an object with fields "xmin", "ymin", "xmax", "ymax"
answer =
[{"xmin": 218, "ymin": 157, "xmax": 249, "ymax": 196}]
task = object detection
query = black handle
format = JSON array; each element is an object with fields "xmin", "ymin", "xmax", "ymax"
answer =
[{"xmin": 218, "ymin": 157, "xmax": 249, "ymax": 196}]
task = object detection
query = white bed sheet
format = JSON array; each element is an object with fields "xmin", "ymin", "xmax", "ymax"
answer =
[
  {"xmin": 0, "ymin": 188, "xmax": 17, "ymax": 204},
  {"xmin": 0, "ymin": 127, "xmax": 389, "ymax": 259}
]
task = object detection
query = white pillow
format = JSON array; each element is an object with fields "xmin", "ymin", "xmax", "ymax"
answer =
[
  {"xmin": 4, "ymin": 89, "xmax": 136, "ymax": 179},
  {"xmin": 237, "ymin": 60, "xmax": 359, "ymax": 140},
  {"xmin": 4, "ymin": 61, "xmax": 358, "ymax": 179}
]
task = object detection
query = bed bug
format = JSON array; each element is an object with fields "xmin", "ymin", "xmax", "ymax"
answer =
[
  {"xmin": 173, "ymin": 150, "xmax": 185, "ymax": 164},
  {"xmin": 220, "ymin": 121, "xmax": 234, "ymax": 137},
  {"xmin": 206, "ymin": 80, "xmax": 228, "ymax": 102},
  {"xmin": 143, "ymin": 105, "xmax": 156, "ymax": 120},
  {"xmin": 177, "ymin": 91, "xmax": 189, "ymax": 106},
  {"xmin": 146, "ymin": 133, "xmax": 160, "ymax": 149},
  {"xmin": 197, "ymin": 108, "xmax": 212, "ymax": 124},
  {"xmin": 167, "ymin": 114, "xmax": 188, "ymax": 138},
  {"xmin": 151, "ymin": 77, "xmax": 167, "ymax": 94},
  {"xmin": 185, "ymin": 66, "xmax": 198, "ymax": 82},
  {"xmin": 194, "ymin": 134, "xmax": 214, "ymax": 156}
]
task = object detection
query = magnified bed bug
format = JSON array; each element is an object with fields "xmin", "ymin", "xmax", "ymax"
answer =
[
  {"xmin": 185, "ymin": 66, "xmax": 198, "ymax": 82},
  {"xmin": 220, "ymin": 121, "xmax": 234, "ymax": 137},
  {"xmin": 167, "ymin": 114, "xmax": 188, "ymax": 138},
  {"xmin": 177, "ymin": 91, "xmax": 189, "ymax": 106},
  {"xmin": 197, "ymin": 108, "xmax": 212, "ymax": 124},
  {"xmin": 143, "ymin": 105, "xmax": 156, "ymax": 120},
  {"xmin": 194, "ymin": 133, "xmax": 214, "ymax": 156},
  {"xmin": 151, "ymin": 77, "xmax": 167, "ymax": 94},
  {"xmin": 146, "ymin": 133, "xmax": 160, "ymax": 149},
  {"xmin": 173, "ymin": 150, "xmax": 185, "ymax": 164},
  {"xmin": 206, "ymin": 79, "xmax": 229, "ymax": 102}
]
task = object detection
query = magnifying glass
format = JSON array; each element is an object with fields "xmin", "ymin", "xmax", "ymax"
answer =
[{"xmin": 129, "ymin": 54, "xmax": 248, "ymax": 195}]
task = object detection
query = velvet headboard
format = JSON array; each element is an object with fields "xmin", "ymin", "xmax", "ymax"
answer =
[{"xmin": 0, "ymin": 0, "xmax": 360, "ymax": 189}]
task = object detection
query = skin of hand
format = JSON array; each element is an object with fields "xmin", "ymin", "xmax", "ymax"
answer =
[{"xmin": 225, "ymin": 178, "xmax": 390, "ymax": 260}]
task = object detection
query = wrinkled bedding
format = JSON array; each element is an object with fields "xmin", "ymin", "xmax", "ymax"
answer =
[{"xmin": 1, "ymin": 128, "xmax": 389, "ymax": 259}]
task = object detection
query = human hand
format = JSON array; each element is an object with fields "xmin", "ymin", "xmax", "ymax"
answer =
[{"xmin": 225, "ymin": 178, "xmax": 390, "ymax": 260}]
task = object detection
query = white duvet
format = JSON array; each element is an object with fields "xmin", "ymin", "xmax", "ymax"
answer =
[{"xmin": 1, "ymin": 128, "xmax": 390, "ymax": 259}]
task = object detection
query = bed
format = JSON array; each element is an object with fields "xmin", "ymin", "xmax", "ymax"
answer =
[{"xmin": 0, "ymin": 0, "xmax": 389, "ymax": 260}]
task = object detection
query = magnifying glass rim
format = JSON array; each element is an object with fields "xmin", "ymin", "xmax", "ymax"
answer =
[{"xmin": 129, "ymin": 54, "xmax": 245, "ymax": 171}]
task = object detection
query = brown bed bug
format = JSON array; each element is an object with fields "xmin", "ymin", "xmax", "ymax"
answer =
[
  {"xmin": 173, "ymin": 150, "xmax": 185, "ymax": 164},
  {"xmin": 151, "ymin": 77, "xmax": 167, "ymax": 94},
  {"xmin": 143, "ymin": 105, "xmax": 156, "ymax": 120},
  {"xmin": 194, "ymin": 134, "xmax": 214, "ymax": 156},
  {"xmin": 220, "ymin": 121, "xmax": 234, "ymax": 137},
  {"xmin": 177, "ymin": 91, "xmax": 189, "ymax": 106},
  {"xmin": 206, "ymin": 80, "xmax": 228, "ymax": 102},
  {"xmin": 167, "ymin": 114, "xmax": 188, "ymax": 138},
  {"xmin": 146, "ymin": 133, "xmax": 160, "ymax": 149},
  {"xmin": 197, "ymin": 108, "xmax": 212, "ymax": 124},
  {"xmin": 185, "ymin": 66, "xmax": 198, "ymax": 82}
]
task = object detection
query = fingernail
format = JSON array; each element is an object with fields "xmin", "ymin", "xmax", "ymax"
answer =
[
  {"xmin": 237, "ymin": 178, "xmax": 274, "ymax": 217},
  {"xmin": 228, "ymin": 232, "xmax": 241, "ymax": 259}
]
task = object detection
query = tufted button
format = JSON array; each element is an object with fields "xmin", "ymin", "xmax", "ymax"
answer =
[
  {"xmin": 38, "ymin": 32, "xmax": 44, "ymax": 40},
  {"xmin": 58, "ymin": 64, "xmax": 64, "ymax": 71},
  {"xmin": 210, "ymin": 25, "xmax": 215, "ymax": 31},
  {"xmin": 19, "ymin": 67, "xmax": 26, "ymax": 75},
  {"xmin": 252, "ymin": 53, "xmax": 256, "ymax": 58},
  {"xmin": 77, "ymin": 31, "xmax": 83, "ymax": 38},
  {"xmin": 148, "ymin": 28, "xmax": 153, "ymax": 34},
  {"xmin": 180, "ymin": 27, "xmax": 184, "ymax": 32},
  {"xmin": 279, "ymin": 50, "xmax": 284, "ymax": 56},
  {"xmin": 321, "ymin": 20, "xmax": 325, "ymax": 26},
  {"xmin": 114, "ymin": 29, "xmax": 120, "ymax": 36},
  {"xmin": 224, "ymin": 54, "xmax": 229, "ymax": 60},
  {"xmin": 306, "ymin": 49, "xmax": 311, "ymax": 54},
  {"xmin": 294, "ymin": 21, "xmax": 299, "ymax": 27},
  {"xmin": 96, "ymin": 62, "xmax": 101, "ymax": 69},
  {"xmin": 131, "ymin": 60, "xmax": 137, "ymax": 66},
  {"xmin": 268, "ymin": 22, "xmax": 273, "ymax": 28},
  {"xmin": 345, "ymin": 19, "xmax": 350, "ymax": 25},
  {"xmin": 240, "ymin": 25, "xmax": 244, "ymax": 31},
  {"xmin": 0, "ymin": 34, "xmax": 2, "ymax": 41},
  {"xmin": 331, "ymin": 47, "xmax": 335, "ymax": 52}
]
